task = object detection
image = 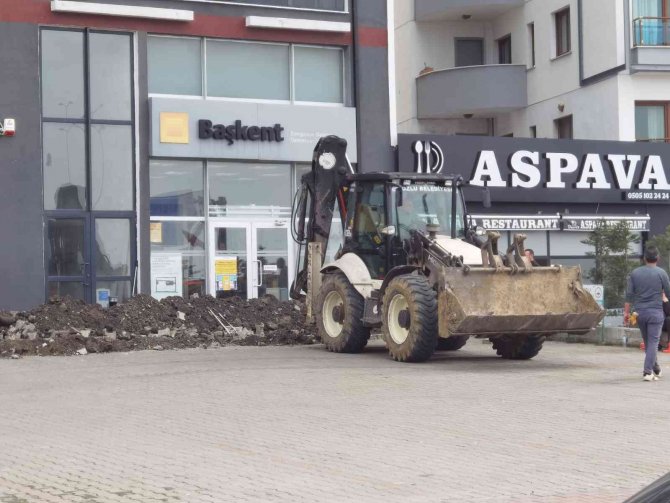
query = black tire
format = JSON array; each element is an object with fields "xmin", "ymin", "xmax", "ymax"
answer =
[
  {"xmin": 316, "ymin": 273, "xmax": 370, "ymax": 353},
  {"xmin": 490, "ymin": 334, "xmax": 545, "ymax": 360},
  {"xmin": 381, "ymin": 274, "xmax": 437, "ymax": 362},
  {"xmin": 436, "ymin": 335, "xmax": 469, "ymax": 351}
]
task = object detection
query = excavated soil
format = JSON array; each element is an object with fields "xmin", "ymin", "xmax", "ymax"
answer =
[{"xmin": 0, "ymin": 295, "xmax": 316, "ymax": 358}]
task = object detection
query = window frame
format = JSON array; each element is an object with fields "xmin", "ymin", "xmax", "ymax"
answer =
[
  {"xmin": 555, "ymin": 115, "xmax": 573, "ymax": 139},
  {"xmin": 527, "ymin": 22, "xmax": 536, "ymax": 68},
  {"xmin": 497, "ymin": 34, "xmax": 512, "ymax": 65},
  {"xmin": 292, "ymin": 43, "xmax": 346, "ymax": 106},
  {"xmin": 204, "ymin": 38, "xmax": 292, "ymax": 103},
  {"xmin": 40, "ymin": 27, "xmax": 137, "ymax": 303},
  {"xmin": 454, "ymin": 37, "xmax": 485, "ymax": 67},
  {"xmin": 635, "ymin": 100, "xmax": 670, "ymax": 142},
  {"xmin": 148, "ymin": 35, "xmax": 346, "ymax": 106},
  {"xmin": 41, "ymin": 27, "xmax": 137, "ymax": 214},
  {"xmin": 147, "ymin": 34, "xmax": 204, "ymax": 98},
  {"xmin": 554, "ymin": 7, "xmax": 571, "ymax": 58}
]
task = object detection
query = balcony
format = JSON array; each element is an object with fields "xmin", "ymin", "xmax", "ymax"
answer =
[
  {"xmin": 415, "ymin": 0, "xmax": 524, "ymax": 22},
  {"xmin": 632, "ymin": 17, "xmax": 670, "ymax": 71},
  {"xmin": 416, "ymin": 65, "xmax": 527, "ymax": 119}
]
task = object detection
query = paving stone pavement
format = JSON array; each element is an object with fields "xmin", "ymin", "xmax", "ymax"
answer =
[{"xmin": 0, "ymin": 340, "xmax": 669, "ymax": 503}]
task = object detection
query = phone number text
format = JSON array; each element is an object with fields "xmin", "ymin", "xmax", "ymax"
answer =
[{"xmin": 625, "ymin": 191, "xmax": 670, "ymax": 202}]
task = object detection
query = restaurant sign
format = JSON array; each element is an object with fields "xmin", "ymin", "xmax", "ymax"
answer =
[
  {"xmin": 470, "ymin": 215, "xmax": 650, "ymax": 232},
  {"xmin": 398, "ymin": 134, "xmax": 670, "ymax": 204}
]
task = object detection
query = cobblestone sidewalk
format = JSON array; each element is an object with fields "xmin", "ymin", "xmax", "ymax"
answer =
[{"xmin": 0, "ymin": 341, "xmax": 668, "ymax": 502}]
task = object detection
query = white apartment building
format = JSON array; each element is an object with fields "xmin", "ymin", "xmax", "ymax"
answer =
[{"xmin": 395, "ymin": 0, "xmax": 670, "ymax": 142}]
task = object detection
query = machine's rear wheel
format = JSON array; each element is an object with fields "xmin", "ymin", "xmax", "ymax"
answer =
[
  {"xmin": 436, "ymin": 335, "xmax": 469, "ymax": 351},
  {"xmin": 316, "ymin": 273, "xmax": 370, "ymax": 353},
  {"xmin": 382, "ymin": 275, "xmax": 437, "ymax": 362},
  {"xmin": 490, "ymin": 334, "xmax": 545, "ymax": 360}
]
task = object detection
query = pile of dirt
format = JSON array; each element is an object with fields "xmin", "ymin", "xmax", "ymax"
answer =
[{"xmin": 0, "ymin": 294, "xmax": 316, "ymax": 358}]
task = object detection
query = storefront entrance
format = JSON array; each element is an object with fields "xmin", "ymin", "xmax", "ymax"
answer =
[
  {"xmin": 46, "ymin": 215, "xmax": 135, "ymax": 303},
  {"xmin": 208, "ymin": 219, "xmax": 292, "ymax": 301}
]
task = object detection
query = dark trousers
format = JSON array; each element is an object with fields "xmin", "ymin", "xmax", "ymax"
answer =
[{"xmin": 638, "ymin": 308, "xmax": 663, "ymax": 374}]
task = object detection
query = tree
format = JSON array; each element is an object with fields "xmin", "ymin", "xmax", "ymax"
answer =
[
  {"xmin": 647, "ymin": 225, "xmax": 670, "ymax": 269},
  {"xmin": 581, "ymin": 221, "xmax": 640, "ymax": 308}
]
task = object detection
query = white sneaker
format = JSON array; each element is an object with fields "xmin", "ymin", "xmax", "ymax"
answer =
[
  {"xmin": 643, "ymin": 373, "xmax": 657, "ymax": 382},
  {"xmin": 654, "ymin": 367, "xmax": 662, "ymax": 379}
]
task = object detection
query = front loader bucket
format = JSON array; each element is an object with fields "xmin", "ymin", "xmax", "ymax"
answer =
[{"xmin": 440, "ymin": 266, "xmax": 604, "ymax": 337}]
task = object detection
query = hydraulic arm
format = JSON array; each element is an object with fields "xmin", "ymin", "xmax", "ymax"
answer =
[{"xmin": 290, "ymin": 136, "xmax": 351, "ymax": 299}]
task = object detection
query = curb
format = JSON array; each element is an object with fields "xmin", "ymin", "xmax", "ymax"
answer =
[{"xmin": 552, "ymin": 327, "xmax": 643, "ymax": 348}]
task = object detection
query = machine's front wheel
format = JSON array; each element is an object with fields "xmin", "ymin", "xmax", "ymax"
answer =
[
  {"xmin": 490, "ymin": 335, "xmax": 545, "ymax": 360},
  {"xmin": 382, "ymin": 275, "xmax": 437, "ymax": 362},
  {"xmin": 435, "ymin": 335, "xmax": 469, "ymax": 351},
  {"xmin": 316, "ymin": 273, "xmax": 370, "ymax": 353}
]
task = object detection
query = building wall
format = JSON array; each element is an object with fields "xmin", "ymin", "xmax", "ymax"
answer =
[
  {"xmin": 581, "ymin": 0, "xmax": 626, "ymax": 80},
  {"xmin": 354, "ymin": 0, "xmax": 394, "ymax": 171},
  {"xmin": 395, "ymin": 0, "xmax": 491, "ymax": 134},
  {"xmin": 394, "ymin": 0, "xmax": 642, "ymax": 142},
  {"xmin": 499, "ymin": 75, "xmax": 621, "ymax": 140},
  {"xmin": 0, "ymin": 0, "xmax": 393, "ymax": 308},
  {"xmin": 0, "ymin": 22, "xmax": 45, "ymax": 310},
  {"xmin": 618, "ymin": 73, "xmax": 670, "ymax": 141}
]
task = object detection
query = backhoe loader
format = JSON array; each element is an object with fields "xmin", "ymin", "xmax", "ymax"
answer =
[{"xmin": 290, "ymin": 136, "xmax": 604, "ymax": 362}]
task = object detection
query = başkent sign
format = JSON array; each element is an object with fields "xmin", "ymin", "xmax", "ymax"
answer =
[{"xmin": 398, "ymin": 135, "xmax": 670, "ymax": 204}]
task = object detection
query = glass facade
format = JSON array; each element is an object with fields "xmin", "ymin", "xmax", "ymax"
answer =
[
  {"xmin": 148, "ymin": 36, "xmax": 346, "ymax": 104},
  {"xmin": 40, "ymin": 28, "xmax": 136, "ymax": 303},
  {"xmin": 150, "ymin": 161, "xmax": 306, "ymax": 300},
  {"xmin": 206, "ymin": 41, "xmax": 290, "ymax": 100},
  {"xmin": 208, "ymin": 163, "xmax": 292, "ymax": 215},
  {"xmin": 294, "ymin": 46, "xmax": 343, "ymax": 103},
  {"xmin": 147, "ymin": 36, "xmax": 202, "ymax": 96}
]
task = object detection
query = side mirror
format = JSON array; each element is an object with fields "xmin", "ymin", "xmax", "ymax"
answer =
[{"xmin": 482, "ymin": 187, "xmax": 492, "ymax": 209}]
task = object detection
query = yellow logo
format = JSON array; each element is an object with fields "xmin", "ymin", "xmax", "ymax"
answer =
[{"xmin": 160, "ymin": 112, "xmax": 189, "ymax": 144}]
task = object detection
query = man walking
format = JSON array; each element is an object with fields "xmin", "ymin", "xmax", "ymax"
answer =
[{"xmin": 625, "ymin": 245, "xmax": 670, "ymax": 381}]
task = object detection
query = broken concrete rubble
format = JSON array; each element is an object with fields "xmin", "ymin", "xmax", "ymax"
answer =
[{"xmin": 0, "ymin": 294, "xmax": 315, "ymax": 357}]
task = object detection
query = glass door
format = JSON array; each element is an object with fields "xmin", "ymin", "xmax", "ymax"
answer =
[
  {"xmin": 45, "ymin": 216, "xmax": 91, "ymax": 302},
  {"xmin": 208, "ymin": 220, "xmax": 293, "ymax": 300},
  {"xmin": 253, "ymin": 222, "xmax": 292, "ymax": 301},
  {"xmin": 209, "ymin": 221, "xmax": 251, "ymax": 300},
  {"xmin": 46, "ymin": 216, "xmax": 136, "ymax": 304}
]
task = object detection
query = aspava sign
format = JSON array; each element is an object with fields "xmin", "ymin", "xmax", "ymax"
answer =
[{"xmin": 397, "ymin": 135, "xmax": 670, "ymax": 204}]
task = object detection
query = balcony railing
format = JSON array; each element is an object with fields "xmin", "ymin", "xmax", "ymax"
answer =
[{"xmin": 633, "ymin": 17, "xmax": 670, "ymax": 46}]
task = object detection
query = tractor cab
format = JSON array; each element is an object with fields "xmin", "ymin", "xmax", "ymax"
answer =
[{"xmin": 336, "ymin": 173, "xmax": 474, "ymax": 279}]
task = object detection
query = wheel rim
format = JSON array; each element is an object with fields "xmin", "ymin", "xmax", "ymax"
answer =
[
  {"xmin": 387, "ymin": 293, "xmax": 410, "ymax": 344},
  {"xmin": 322, "ymin": 291, "xmax": 344, "ymax": 338}
]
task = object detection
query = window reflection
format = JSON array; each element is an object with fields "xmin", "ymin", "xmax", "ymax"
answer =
[
  {"xmin": 209, "ymin": 163, "xmax": 291, "ymax": 215},
  {"xmin": 47, "ymin": 219, "xmax": 85, "ymax": 276},
  {"xmin": 48, "ymin": 282, "xmax": 85, "ymax": 301},
  {"xmin": 89, "ymin": 33, "xmax": 131, "ymax": 121},
  {"xmin": 91, "ymin": 124, "xmax": 133, "ymax": 211},
  {"xmin": 41, "ymin": 30, "xmax": 85, "ymax": 119},
  {"xmin": 95, "ymin": 219, "xmax": 131, "ymax": 276},
  {"xmin": 43, "ymin": 123, "xmax": 87, "ymax": 210},
  {"xmin": 150, "ymin": 160, "xmax": 204, "ymax": 217}
]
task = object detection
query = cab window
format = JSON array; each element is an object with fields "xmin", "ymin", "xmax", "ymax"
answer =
[{"xmin": 347, "ymin": 183, "xmax": 387, "ymax": 278}]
